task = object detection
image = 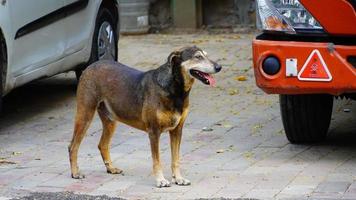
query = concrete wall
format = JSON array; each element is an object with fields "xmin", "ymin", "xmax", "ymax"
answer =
[
  {"xmin": 148, "ymin": 0, "xmax": 255, "ymax": 31},
  {"xmin": 202, "ymin": 0, "xmax": 255, "ymax": 28},
  {"xmin": 172, "ymin": 0, "xmax": 202, "ymax": 29},
  {"xmin": 149, "ymin": 0, "xmax": 173, "ymax": 32}
]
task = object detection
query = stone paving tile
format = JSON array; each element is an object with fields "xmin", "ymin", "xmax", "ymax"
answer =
[
  {"xmin": 214, "ymin": 174, "xmax": 261, "ymax": 198},
  {"xmin": 309, "ymin": 192, "xmax": 344, "ymax": 199},
  {"xmin": 0, "ymin": 33, "xmax": 355, "ymax": 199},
  {"xmin": 244, "ymin": 189, "xmax": 281, "ymax": 199},
  {"xmin": 9, "ymin": 172, "xmax": 58, "ymax": 191},
  {"xmin": 314, "ymin": 181, "xmax": 351, "ymax": 194},
  {"xmin": 277, "ymin": 184, "xmax": 315, "ymax": 197},
  {"xmin": 88, "ymin": 177, "xmax": 139, "ymax": 198},
  {"xmin": 343, "ymin": 182, "xmax": 356, "ymax": 199},
  {"xmin": 178, "ymin": 175, "xmax": 229, "ymax": 199},
  {"xmin": 120, "ymin": 184, "xmax": 156, "ymax": 199}
]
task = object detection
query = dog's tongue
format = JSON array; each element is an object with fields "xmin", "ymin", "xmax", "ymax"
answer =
[{"xmin": 202, "ymin": 73, "xmax": 216, "ymax": 87}]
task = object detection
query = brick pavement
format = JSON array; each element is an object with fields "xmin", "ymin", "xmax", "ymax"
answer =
[{"xmin": 0, "ymin": 33, "xmax": 355, "ymax": 199}]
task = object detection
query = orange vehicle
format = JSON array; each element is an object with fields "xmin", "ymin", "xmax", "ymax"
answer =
[{"xmin": 253, "ymin": 0, "xmax": 356, "ymax": 143}]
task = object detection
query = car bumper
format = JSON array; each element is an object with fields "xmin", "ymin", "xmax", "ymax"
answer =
[{"xmin": 252, "ymin": 39, "xmax": 356, "ymax": 95}]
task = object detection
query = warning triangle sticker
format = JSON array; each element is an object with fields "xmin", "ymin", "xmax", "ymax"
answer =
[{"xmin": 298, "ymin": 50, "xmax": 332, "ymax": 82}]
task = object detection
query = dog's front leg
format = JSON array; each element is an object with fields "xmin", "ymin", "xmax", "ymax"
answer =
[
  {"xmin": 148, "ymin": 130, "xmax": 171, "ymax": 188},
  {"xmin": 169, "ymin": 125, "xmax": 191, "ymax": 186}
]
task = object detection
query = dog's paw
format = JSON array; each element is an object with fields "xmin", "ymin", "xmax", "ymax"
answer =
[
  {"xmin": 156, "ymin": 178, "xmax": 171, "ymax": 188},
  {"xmin": 71, "ymin": 172, "xmax": 85, "ymax": 179},
  {"xmin": 172, "ymin": 177, "xmax": 191, "ymax": 186},
  {"xmin": 107, "ymin": 167, "xmax": 123, "ymax": 175}
]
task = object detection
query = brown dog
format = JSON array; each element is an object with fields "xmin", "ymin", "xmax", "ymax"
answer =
[{"xmin": 68, "ymin": 46, "xmax": 221, "ymax": 187}]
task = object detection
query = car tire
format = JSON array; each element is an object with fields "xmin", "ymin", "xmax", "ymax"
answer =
[
  {"xmin": 280, "ymin": 94, "xmax": 333, "ymax": 144},
  {"xmin": 75, "ymin": 7, "xmax": 118, "ymax": 80}
]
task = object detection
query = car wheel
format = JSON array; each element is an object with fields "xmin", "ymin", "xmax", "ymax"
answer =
[
  {"xmin": 280, "ymin": 94, "xmax": 333, "ymax": 144},
  {"xmin": 75, "ymin": 7, "xmax": 118, "ymax": 80}
]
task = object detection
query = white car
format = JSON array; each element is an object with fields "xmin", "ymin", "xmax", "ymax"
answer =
[{"xmin": 0, "ymin": 0, "xmax": 119, "ymax": 107}]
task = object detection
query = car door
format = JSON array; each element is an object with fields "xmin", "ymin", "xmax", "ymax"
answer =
[
  {"xmin": 8, "ymin": 0, "xmax": 66, "ymax": 77},
  {"xmin": 62, "ymin": 0, "xmax": 93, "ymax": 56}
]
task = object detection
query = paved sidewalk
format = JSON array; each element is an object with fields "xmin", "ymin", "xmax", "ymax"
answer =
[{"xmin": 0, "ymin": 33, "xmax": 355, "ymax": 200}]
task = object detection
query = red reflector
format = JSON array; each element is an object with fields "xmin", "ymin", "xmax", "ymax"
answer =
[{"xmin": 298, "ymin": 50, "xmax": 332, "ymax": 82}]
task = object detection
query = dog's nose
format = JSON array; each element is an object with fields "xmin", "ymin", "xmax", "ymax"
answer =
[{"xmin": 215, "ymin": 64, "xmax": 222, "ymax": 72}]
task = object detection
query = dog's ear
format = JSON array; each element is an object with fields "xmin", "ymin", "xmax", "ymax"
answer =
[
  {"xmin": 168, "ymin": 51, "xmax": 182, "ymax": 67},
  {"xmin": 156, "ymin": 51, "xmax": 182, "ymax": 90}
]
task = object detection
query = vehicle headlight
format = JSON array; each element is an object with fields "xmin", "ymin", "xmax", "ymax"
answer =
[{"xmin": 256, "ymin": 0, "xmax": 323, "ymax": 34}]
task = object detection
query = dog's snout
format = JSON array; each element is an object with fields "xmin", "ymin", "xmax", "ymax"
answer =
[{"xmin": 214, "ymin": 64, "xmax": 222, "ymax": 72}]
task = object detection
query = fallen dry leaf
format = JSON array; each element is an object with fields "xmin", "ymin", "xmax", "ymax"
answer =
[
  {"xmin": 235, "ymin": 76, "xmax": 247, "ymax": 81},
  {"xmin": 252, "ymin": 124, "xmax": 263, "ymax": 134},
  {"xmin": 202, "ymin": 127, "xmax": 213, "ymax": 132},
  {"xmin": 223, "ymin": 124, "xmax": 232, "ymax": 128},
  {"xmin": 12, "ymin": 151, "xmax": 22, "ymax": 156},
  {"xmin": 0, "ymin": 159, "xmax": 17, "ymax": 165},
  {"xmin": 228, "ymin": 145, "xmax": 235, "ymax": 151},
  {"xmin": 243, "ymin": 152, "xmax": 254, "ymax": 159},
  {"xmin": 216, "ymin": 149, "xmax": 225, "ymax": 154},
  {"xmin": 231, "ymin": 111, "xmax": 240, "ymax": 115},
  {"xmin": 231, "ymin": 35, "xmax": 241, "ymax": 39},
  {"xmin": 191, "ymin": 39, "xmax": 205, "ymax": 44},
  {"xmin": 229, "ymin": 89, "xmax": 239, "ymax": 96},
  {"xmin": 276, "ymin": 129, "xmax": 285, "ymax": 135}
]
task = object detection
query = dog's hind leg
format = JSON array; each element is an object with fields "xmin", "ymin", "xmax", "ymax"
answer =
[
  {"xmin": 68, "ymin": 91, "xmax": 97, "ymax": 179},
  {"xmin": 97, "ymin": 103, "xmax": 123, "ymax": 175}
]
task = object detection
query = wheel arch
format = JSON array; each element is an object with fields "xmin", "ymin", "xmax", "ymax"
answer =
[
  {"xmin": 76, "ymin": 0, "xmax": 119, "ymax": 79},
  {"xmin": 0, "ymin": 27, "xmax": 7, "ymax": 96},
  {"xmin": 100, "ymin": 0, "xmax": 119, "ymax": 37}
]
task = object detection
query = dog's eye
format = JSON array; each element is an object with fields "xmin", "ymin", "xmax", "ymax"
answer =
[{"xmin": 195, "ymin": 55, "xmax": 203, "ymax": 59}]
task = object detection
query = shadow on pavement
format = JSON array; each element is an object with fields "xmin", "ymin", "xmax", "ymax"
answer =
[
  {"xmin": 317, "ymin": 99, "xmax": 356, "ymax": 147},
  {"xmin": 0, "ymin": 73, "xmax": 77, "ymax": 132}
]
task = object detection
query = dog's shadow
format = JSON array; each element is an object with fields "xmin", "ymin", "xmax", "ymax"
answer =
[{"xmin": 0, "ymin": 73, "xmax": 77, "ymax": 133}]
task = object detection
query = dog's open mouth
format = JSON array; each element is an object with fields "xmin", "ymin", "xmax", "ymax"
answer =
[{"xmin": 190, "ymin": 69, "xmax": 216, "ymax": 86}]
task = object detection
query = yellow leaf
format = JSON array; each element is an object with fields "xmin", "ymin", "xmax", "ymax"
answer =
[
  {"xmin": 243, "ymin": 152, "xmax": 254, "ymax": 159},
  {"xmin": 232, "ymin": 35, "xmax": 241, "ymax": 39},
  {"xmin": 12, "ymin": 152, "xmax": 22, "ymax": 156},
  {"xmin": 223, "ymin": 124, "xmax": 232, "ymax": 128},
  {"xmin": 191, "ymin": 39, "xmax": 204, "ymax": 44},
  {"xmin": 235, "ymin": 76, "xmax": 247, "ymax": 81},
  {"xmin": 229, "ymin": 89, "xmax": 239, "ymax": 96}
]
